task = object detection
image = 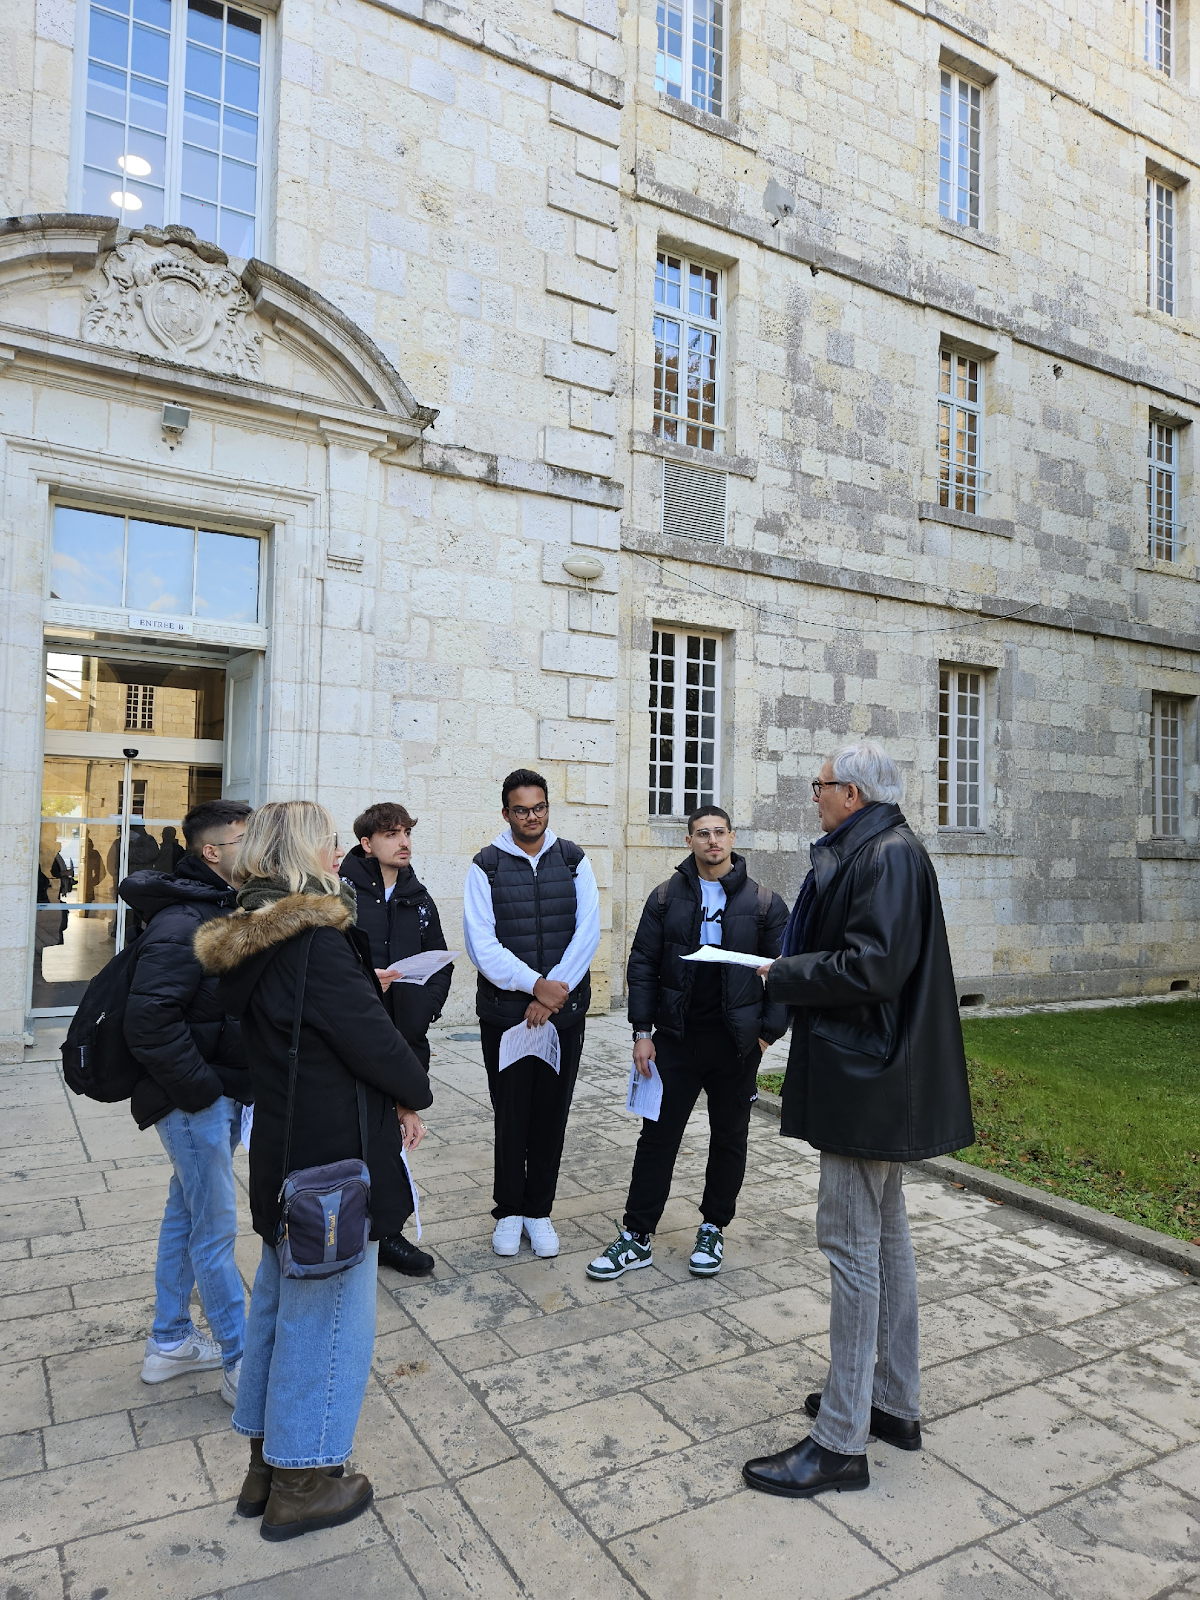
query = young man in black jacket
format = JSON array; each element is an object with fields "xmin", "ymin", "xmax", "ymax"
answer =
[
  {"xmin": 120, "ymin": 799, "xmax": 252, "ymax": 1404},
  {"xmin": 587, "ymin": 806, "xmax": 788, "ymax": 1281},
  {"xmin": 339, "ymin": 801, "xmax": 452, "ymax": 1276}
]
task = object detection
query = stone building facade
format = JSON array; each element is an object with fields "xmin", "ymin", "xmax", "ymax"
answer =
[{"xmin": 0, "ymin": 0, "xmax": 1197, "ymax": 1054}]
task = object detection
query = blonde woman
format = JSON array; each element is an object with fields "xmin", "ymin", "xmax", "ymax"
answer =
[{"xmin": 196, "ymin": 801, "xmax": 432, "ymax": 1542}]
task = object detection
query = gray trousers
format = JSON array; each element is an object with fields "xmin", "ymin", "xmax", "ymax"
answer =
[{"xmin": 808, "ymin": 1153, "xmax": 921, "ymax": 1456}]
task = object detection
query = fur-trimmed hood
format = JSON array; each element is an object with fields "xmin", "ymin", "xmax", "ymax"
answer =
[{"xmin": 195, "ymin": 892, "xmax": 354, "ymax": 975}]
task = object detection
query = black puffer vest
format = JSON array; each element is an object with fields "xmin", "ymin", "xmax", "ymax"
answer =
[{"xmin": 473, "ymin": 838, "xmax": 591, "ymax": 1031}]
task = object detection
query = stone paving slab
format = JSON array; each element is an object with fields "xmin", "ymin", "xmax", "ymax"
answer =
[{"xmin": 1, "ymin": 1014, "xmax": 1198, "ymax": 1599}]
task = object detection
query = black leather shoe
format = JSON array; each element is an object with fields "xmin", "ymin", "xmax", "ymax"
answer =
[
  {"xmin": 378, "ymin": 1233, "xmax": 435, "ymax": 1276},
  {"xmin": 805, "ymin": 1391, "xmax": 922, "ymax": 1451},
  {"xmin": 742, "ymin": 1436, "xmax": 869, "ymax": 1498}
]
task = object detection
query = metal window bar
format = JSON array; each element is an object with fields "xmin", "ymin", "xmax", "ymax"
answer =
[
  {"xmin": 1145, "ymin": 0, "xmax": 1172, "ymax": 72},
  {"xmin": 1148, "ymin": 423, "xmax": 1179, "ymax": 562},
  {"xmin": 656, "ymin": 0, "xmax": 723, "ymax": 114},
  {"xmin": 938, "ymin": 668, "xmax": 982, "ymax": 829},
  {"xmin": 654, "ymin": 252, "xmax": 723, "ymax": 452},
  {"xmin": 1147, "ymin": 179, "xmax": 1175, "ymax": 315},
  {"xmin": 1152, "ymin": 695, "xmax": 1182, "ymax": 837},
  {"xmin": 939, "ymin": 71, "xmax": 981, "ymax": 228},
  {"xmin": 649, "ymin": 629, "xmax": 677, "ymax": 816},
  {"xmin": 938, "ymin": 349, "xmax": 987, "ymax": 514},
  {"xmin": 649, "ymin": 629, "xmax": 720, "ymax": 815}
]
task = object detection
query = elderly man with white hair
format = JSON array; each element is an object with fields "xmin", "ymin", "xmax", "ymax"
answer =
[{"xmin": 742, "ymin": 740, "xmax": 974, "ymax": 1500}]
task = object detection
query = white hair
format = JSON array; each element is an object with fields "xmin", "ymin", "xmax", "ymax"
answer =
[{"xmin": 829, "ymin": 741, "xmax": 903, "ymax": 805}]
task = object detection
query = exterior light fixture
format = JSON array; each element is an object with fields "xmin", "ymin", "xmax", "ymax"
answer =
[
  {"xmin": 161, "ymin": 403, "xmax": 190, "ymax": 447},
  {"xmin": 562, "ymin": 554, "xmax": 605, "ymax": 581}
]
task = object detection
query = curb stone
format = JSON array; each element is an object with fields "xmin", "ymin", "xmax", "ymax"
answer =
[{"xmin": 753, "ymin": 1089, "xmax": 1200, "ymax": 1278}]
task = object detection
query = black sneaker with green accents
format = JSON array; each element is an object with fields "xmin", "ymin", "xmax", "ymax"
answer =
[
  {"xmin": 689, "ymin": 1223, "xmax": 724, "ymax": 1276},
  {"xmin": 586, "ymin": 1224, "xmax": 653, "ymax": 1280}
]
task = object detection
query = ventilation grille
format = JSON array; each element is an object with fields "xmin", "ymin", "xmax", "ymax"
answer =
[{"xmin": 662, "ymin": 459, "xmax": 726, "ymax": 544}]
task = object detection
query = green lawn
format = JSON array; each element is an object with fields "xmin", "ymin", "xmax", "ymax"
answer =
[{"xmin": 757, "ymin": 1001, "xmax": 1200, "ymax": 1242}]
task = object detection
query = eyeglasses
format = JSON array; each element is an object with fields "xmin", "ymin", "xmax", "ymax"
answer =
[
  {"xmin": 811, "ymin": 780, "xmax": 847, "ymax": 797},
  {"xmin": 691, "ymin": 828, "xmax": 730, "ymax": 841},
  {"xmin": 508, "ymin": 802, "xmax": 549, "ymax": 820}
]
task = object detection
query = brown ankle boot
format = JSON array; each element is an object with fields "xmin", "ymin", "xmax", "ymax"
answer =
[
  {"xmin": 259, "ymin": 1465, "xmax": 373, "ymax": 1542},
  {"xmin": 236, "ymin": 1438, "xmax": 272, "ymax": 1518}
]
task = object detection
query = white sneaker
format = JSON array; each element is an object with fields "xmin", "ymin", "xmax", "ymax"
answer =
[
  {"xmin": 492, "ymin": 1215, "xmax": 522, "ymax": 1256},
  {"xmin": 523, "ymin": 1217, "xmax": 559, "ymax": 1258},
  {"xmin": 140, "ymin": 1330, "xmax": 223, "ymax": 1385},
  {"xmin": 220, "ymin": 1358, "xmax": 242, "ymax": 1407}
]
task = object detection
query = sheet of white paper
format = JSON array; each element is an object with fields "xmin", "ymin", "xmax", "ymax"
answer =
[
  {"xmin": 400, "ymin": 1147, "xmax": 421, "ymax": 1240},
  {"xmin": 385, "ymin": 948, "xmax": 459, "ymax": 985},
  {"xmin": 498, "ymin": 1020, "xmax": 561, "ymax": 1074},
  {"xmin": 626, "ymin": 1060, "xmax": 663, "ymax": 1121},
  {"xmin": 240, "ymin": 1103, "xmax": 253, "ymax": 1151},
  {"xmin": 680, "ymin": 945, "xmax": 771, "ymax": 971}
]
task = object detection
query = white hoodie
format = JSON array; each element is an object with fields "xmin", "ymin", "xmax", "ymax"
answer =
[{"xmin": 462, "ymin": 827, "xmax": 600, "ymax": 997}]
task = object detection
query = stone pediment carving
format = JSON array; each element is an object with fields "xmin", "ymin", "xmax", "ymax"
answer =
[{"xmin": 81, "ymin": 226, "xmax": 262, "ymax": 378}]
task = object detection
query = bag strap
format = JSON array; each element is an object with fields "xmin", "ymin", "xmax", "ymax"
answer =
[{"xmin": 756, "ymin": 882, "xmax": 772, "ymax": 925}]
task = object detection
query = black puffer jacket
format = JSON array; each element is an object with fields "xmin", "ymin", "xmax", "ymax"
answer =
[
  {"xmin": 339, "ymin": 848, "xmax": 452, "ymax": 1068},
  {"xmin": 120, "ymin": 855, "xmax": 249, "ymax": 1131},
  {"xmin": 196, "ymin": 886, "xmax": 433, "ymax": 1243},
  {"xmin": 767, "ymin": 804, "xmax": 975, "ymax": 1161},
  {"xmin": 627, "ymin": 854, "xmax": 789, "ymax": 1055}
]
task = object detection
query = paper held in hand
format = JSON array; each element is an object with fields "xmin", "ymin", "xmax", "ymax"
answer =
[
  {"xmin": 626, "ymin": 1059, "xmax": 663, "ymax": 1121},
  {"xmin": 401, "ymin": 1148, "xmax": 421, "ymax": 1240},
  {"xmin": 498, "ymin": 1019, "xmax": 561, "ymax": 1074},
  {"xmin": 681, "ymin": 945, "xmax": 772, "ymax": 971},
  {"xmin": 384, "ymin": 949, "xmax": 459, "ymax": 985}
]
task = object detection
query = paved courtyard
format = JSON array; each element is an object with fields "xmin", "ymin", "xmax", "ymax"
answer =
[{"xmin": 2, "ymin": 1013, "xmax": 1199, "ymax": 1599}]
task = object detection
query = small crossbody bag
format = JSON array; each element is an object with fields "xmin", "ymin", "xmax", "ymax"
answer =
[{"xmin": 275, "ymin": 929, "xmax": 372, "ymax": 1279}]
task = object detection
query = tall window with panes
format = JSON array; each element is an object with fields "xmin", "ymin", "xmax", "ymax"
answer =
[
  {"xmin": 649, "ymin": 630, "xmax": 720, "ymax": 817},
  {"xmin": 939, "ymin": 669, "xmax": 983, "ymax": 830},
  {"xmin": 1151, "ymin": 695, "xmax": 1183, "ymax": 836},
  {"xmin": 1145, "ymin": 0, "xmax": 1173, "ymax": 72},
  {"xmin": 1147, "ymin": 178, "xmax": 1176, "ymax": 316},
  {"xmin": 653, "ymin": 253, "xmax": 723, "ymax": 453},
  {"xmin": 938, "ymin": 349, "xmax": 983, "ymax": 514},
  {"xmin": 1148, "ymin": 422, "xmax": 1179, "ymax": 562},
  {"xmin": 655, "ymin": 0, "xmax": 723, "ymax": 116},
  {"xmin": 939, "ymin": 72, "xmax": 982, "ymax": 228},
  {"xmin": 80, "ymin": 0, "xmax": 265, "ymax": 258}
]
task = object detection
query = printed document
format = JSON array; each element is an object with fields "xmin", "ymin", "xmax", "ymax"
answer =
[
  {"xmin": 498, "ymin": 1019, "xmax": 561, "ymax": 1074},
  {"xmin": 626, "ymin": 1059, "xmax": 663, "ymax": 1121},
  {"xmin": 385, "ymin": 948, "xmax": 459, "ymax": 985},
  {"xmin": 401, "ymin": 1148, "xmax": 422, "ymax": 1240},
  {"xmin": 681, "ymin": 945, "xmax": 771, "ymax": 970}
]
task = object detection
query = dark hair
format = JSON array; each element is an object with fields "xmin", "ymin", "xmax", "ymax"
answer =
[
  {"xmin": 353, "ymin": 801, "xmax": 417, "ymax": 843},
  {"xmin": 182, "ymin": 799, "xmax": 253, "ymax": 851},
  {"xmin": 502, "ymin": 768, "xmax": 549, "ymax": 809},
  {"xmin": 687, "ymin": 805, "xmax": 732, "ymax": 832}
]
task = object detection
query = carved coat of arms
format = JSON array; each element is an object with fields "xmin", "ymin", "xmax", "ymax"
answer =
[{"xmin": 82, "ymin": 227, "xmax": 262, "ymax": 379}]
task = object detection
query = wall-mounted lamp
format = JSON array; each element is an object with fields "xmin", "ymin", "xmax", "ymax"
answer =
[
  {"xmin": 562, "ymin": 554, "xmax": 605, "ymax": 582},
  {"xmin": 162, "ymin": 402, "xmax": 190, "ymax": 447}
]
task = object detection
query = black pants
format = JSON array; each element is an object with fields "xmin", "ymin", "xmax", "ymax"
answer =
[
  {"xmin": 623, "ymin": 1026, "xmax": 759, "ymax": 1236},
  {"xmin": 481, "ymin": 1019, "xmax": 585, "ymax": 1220}
]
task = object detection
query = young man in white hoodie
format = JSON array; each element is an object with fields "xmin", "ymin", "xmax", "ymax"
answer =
[{"xmin": 463, "ymin": 768, "xmax": 600, "ymax": 1258}]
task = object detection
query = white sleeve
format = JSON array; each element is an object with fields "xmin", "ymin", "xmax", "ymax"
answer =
[
  {"xmin": 546, "ymin": 855, "xmax": 601, "ymax": 991},
  {"xmin": 462, "ymin": 862, "xmax": 543, "ymax": 995}
]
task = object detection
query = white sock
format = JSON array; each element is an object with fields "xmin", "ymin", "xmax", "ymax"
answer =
[{"xmin": 153, "ymin": 1337, "xmax": 187, "ymax": 1352}]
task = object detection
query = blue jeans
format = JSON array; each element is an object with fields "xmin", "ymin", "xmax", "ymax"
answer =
[
  {"xmin": 232, "ymin": 1239, "xmax": 378, "ymax": 1468},
  {"xmin": 153, "ymin": 1095, "xmax": 245, "ymax": 1369}
]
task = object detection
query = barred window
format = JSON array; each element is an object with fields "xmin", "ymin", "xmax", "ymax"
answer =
[
  {"xmin": 938, "ymin": 349, "xmax": 983, "ymax": 514},
  {"xmin": 939, "ymin": 72, "xmax": 981, "ymax": 229},
  {"xmin": 125, "ymin": 683, "xmax": 156, "ymax": 731},
  {"xmin": 649, "ymin": 630, "xmax": 720, "ymax": 817},
  {"xmin": 1148, "ymin": 423, "xmax": 1179, "ymax": 562},
  {"xmin": 1145, "ymin": 0, "xmax": 1172, "ymax": 72},
  {"xmin": 1152, "ymin": 695, "xmax": 1183, "ymax": 837},
  {"xmin": 939, "ymin": 669, "xmax": 983, "ymax": 829},
  {"xmin": 1147, "ymin": 179, "xmax": 1176, "ymax": 315},
  {"xmin": 656, "ymin": 0, "xmax": 723, "ymax": 117},
  {"xmin": 654, "ymin": 253, "xmax": 723, "ymax": 453}
]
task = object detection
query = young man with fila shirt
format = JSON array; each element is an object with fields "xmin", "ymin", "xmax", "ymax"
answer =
[
  {"xmin": 588, "ymin": 805, "xmax": 788, "ymax": 1281},
  {"xmin": 463, "ymin": 768, "xmax": 600, "ymax": 1260}
]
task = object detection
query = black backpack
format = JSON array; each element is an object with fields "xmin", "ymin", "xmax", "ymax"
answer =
[
  {"xmin": 476, "ymin": 837, "xmax": 585, "ymax": 883},
  {"xmin": 60, "ymin": 937, "xmax": 145, "ymax": 1102}
]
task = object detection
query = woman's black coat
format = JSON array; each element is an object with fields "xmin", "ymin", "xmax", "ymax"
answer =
[
  {"xmin": 627, "ymin": 853, "xmax": 789, "ymax": 1055},
  {"xmin": 196, "ymin": 890, "xmax": 433, "ymax": 1243},
  {"xmin": 767, "ymin": 804, "xmax": 975, "ymax": 1161}
]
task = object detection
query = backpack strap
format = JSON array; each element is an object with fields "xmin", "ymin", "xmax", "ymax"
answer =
[
  {"xmin": 756, "ymin": 882, "xmax": 772, "ymax": 924},
  {"xmin": 475, "ymin": 845, "xmax": 501, "ymax": 886},
  {"xmin": 556, "ymin": 838, "xmax": 584, "ymax": 877},
  {"xmin": 656, "ymin": 879, "xmax": 670, "ymax": 911}
]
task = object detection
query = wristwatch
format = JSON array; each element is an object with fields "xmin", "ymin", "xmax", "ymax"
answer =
[{"xmin": 632, "ymin": 1030, "xmax": 653, "ymax": 1042}]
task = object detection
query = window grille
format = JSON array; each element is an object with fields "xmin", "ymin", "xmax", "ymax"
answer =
[
  {"xmin": 654, "ymin": 252, "xmax": 723, "ymax": 453},
  {"xmin": 125, "ymin": 683, "xmax": 156, "ymax": 731},
  {"xmin": 938, "ymin": 349, "xmax": 984, "ymax": 514},
  {"xmin": 662, "ymin": 459, "xmax": 726, "ymax": 543},
  {"xmin": 117, "ymin": 778, "xmax": 148, "ymax": 818},
  {"xmin": 939, "ymin": 669, "xmax": 983, "ymax": 829},
  {"xmin": 656, "ymin": 0, "xmax": 723, "ymax": 116},
  {"xmin": 939, "ymin": 72, "xmax": 981, "ymax": 228},
  {"xmin": 1148, "ymin": 423, "xmax": 1179, "ymax": 562},
  {"xmin": 1152, "ymin": 695, "xmax": 1182, "ymax": 836},
  {"xmin": 649, "ymin": 629, "xmax": 720, "ymax": 816},
  {"xmin": 1147, "ymin": 179, "xmax": 1175, "ymax": 315},
  {"xmin": 1145, "ymin": 0, "xmax": 1172, "ymax": 72},
  {"xmin": 81, "ymin": 0, "xmax": 265, "ymax": 257}
]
